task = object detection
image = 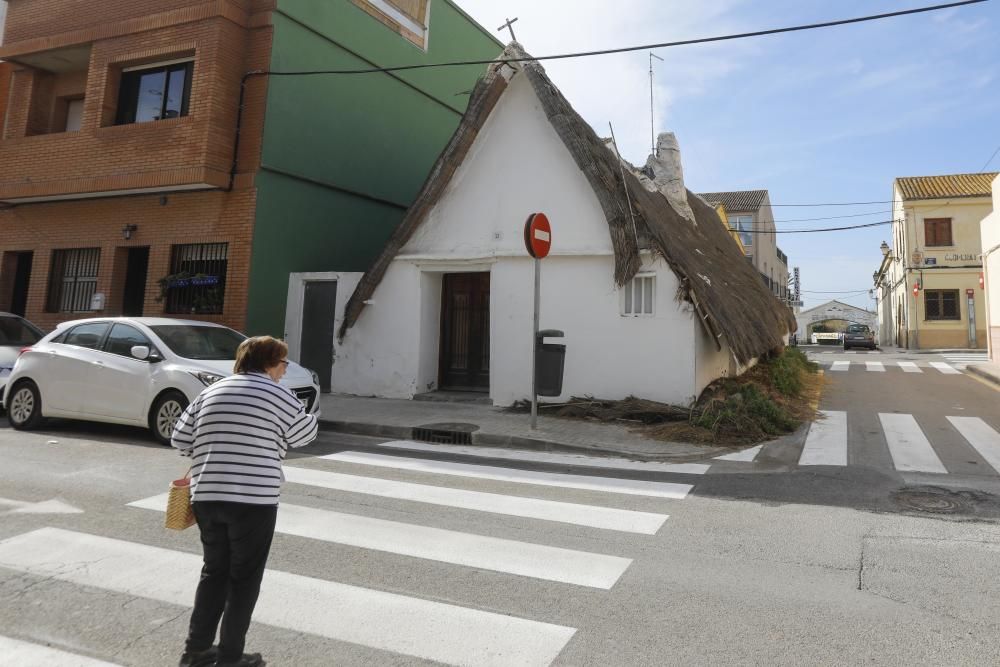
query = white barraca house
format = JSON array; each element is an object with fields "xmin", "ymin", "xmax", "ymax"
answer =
[{"xmin": 332, "ymin": 43, "xmax": 794, "ymax": 406}]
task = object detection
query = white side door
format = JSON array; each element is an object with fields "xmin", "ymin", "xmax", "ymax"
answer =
[
  {"xmin": 88, "ymin": 323, "xmax": 156, "ymax": 421},
  {"xmin": 44, "ymin": 322, "xmax": 111, "ymax": 415}
]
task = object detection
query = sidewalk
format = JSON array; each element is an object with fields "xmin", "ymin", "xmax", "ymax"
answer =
[
  {"xmin": 967, "ymin": 362, "xmax": 1000, "ymax": 390},
  {"xmin": 317, "ymin": 394, "xmax": 731, "ymax": 461}
]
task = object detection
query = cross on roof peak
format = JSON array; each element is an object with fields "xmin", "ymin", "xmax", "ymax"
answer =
[{"xmin": 497, "ymin": 17, "xmax": 518, "ymax": 42}]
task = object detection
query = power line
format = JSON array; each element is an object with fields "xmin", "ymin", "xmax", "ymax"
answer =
[
  {"xmin": 253, "ymin": 1, "xmax": 987, "ymax": 78},
  {"xmin": 772, "ymin": 210, "xmax": 892, "ymax": 223},
  {"xmin": 766, "ymin": 200, "xmax": 895, "ymax": 207},
  {"xmin": 979, "ymin": 143, "xmax": 1000, "ymax": 172},
  {"xmin": 729, "ymin": 219, "xmax": 895, "ymax": 234},
  {"xmin": 801, "ymin": 289, "xmax": 872, "ymax": 294}
]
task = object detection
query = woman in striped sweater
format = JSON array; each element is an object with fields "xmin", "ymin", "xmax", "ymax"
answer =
[{"xmin": 172, "ymin": 336, "xmax": 318, "ymax": 667}]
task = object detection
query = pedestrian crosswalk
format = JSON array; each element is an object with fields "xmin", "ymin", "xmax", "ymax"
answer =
[
  {"xmin": 716, "ymin": 411, "xmax": 1000, "ymax": 479},
  {"xmin": 0, "ymin": 635, "xmax": 121, "ymax": 666},
  {"xmin": 799, "ymin": 411, "xmax": 999, "ymax": 476},
  {"xmin": 823, "ymin": 360, "xmax": 965, "ymax": 374},
  {"xmin": 0, "ymin": 441, "xmax": 699, "ymax": 666},
  {"xmin": 942, "ymin": 352, "xmax": 989, "ymax": 369}
]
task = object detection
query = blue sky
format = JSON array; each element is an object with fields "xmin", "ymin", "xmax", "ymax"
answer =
[{"xmin": 457, "ymin": 0, "xmax": 999, "ymax": 311}]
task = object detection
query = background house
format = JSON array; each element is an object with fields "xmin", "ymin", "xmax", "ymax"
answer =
[
  {"xmin": 982, "ymin": 174, "xmax": 999, "ymax": 364},
  {"xmin": 876, "ymin": 172, "xmax": 995, "ymax": 349},
  {"xmin": 0, "ymin": 0, "xmax": 501, "ymax": 392},
  {"xmin": 698, "ymin": 190, "xmax": 789, "ymax": 301},
  {"xmin": 795, "ymin": 300, "xmax": 877, "ymax": 344},
  {"xmin": 330, "ymin": 46, "xmax": 794, "ymax": 406}
]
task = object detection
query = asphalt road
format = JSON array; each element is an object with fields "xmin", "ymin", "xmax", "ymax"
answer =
[{"xmin": 1, "ymin": 356, "xmax": 999, "ymax": 666}]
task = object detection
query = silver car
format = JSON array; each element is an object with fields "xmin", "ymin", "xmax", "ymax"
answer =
[{"xmin": 0, "ymin": 312, "xmax": 43, "ymax": 398}]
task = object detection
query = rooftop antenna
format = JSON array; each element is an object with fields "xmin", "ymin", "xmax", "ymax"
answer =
[
  {"xmin": 498, "ymin": 17, "xmax": 519, "ymax": 41},
  {"xmin": 649, "ymin": 52, "xmax": 663, "ymax": 156}
]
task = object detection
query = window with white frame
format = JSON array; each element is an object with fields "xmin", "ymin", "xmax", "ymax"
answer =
[
  {"xmin": 729, "ymin": 214, "xmax": 753, "ymax": 247},
  {"xmin": 622, "ymin": 274, "xmax": 655, "ymax": 316}
]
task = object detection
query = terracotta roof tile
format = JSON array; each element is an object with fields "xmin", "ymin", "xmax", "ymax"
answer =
[
  {"xmin": 895, "ymin": 172, "xmax": 997, "ymax": 200},
  {"xmin": 697, "ymin": 190, "xmax": 769, "ymax": 212}
]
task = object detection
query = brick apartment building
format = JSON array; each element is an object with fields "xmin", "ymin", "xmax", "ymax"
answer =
[{"xmin": 0, "ymin": 1, "xmax": 501, "ymax": 389}]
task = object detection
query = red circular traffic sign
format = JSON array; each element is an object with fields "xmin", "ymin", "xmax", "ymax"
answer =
[{"xmin": 524, "ymin": 213, "xmax": 552, "ymax": 259}]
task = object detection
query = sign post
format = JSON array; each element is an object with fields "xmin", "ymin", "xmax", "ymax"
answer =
[{"xmin": 524, "ymin": 213, "xmax": 552, "ymax": 430}]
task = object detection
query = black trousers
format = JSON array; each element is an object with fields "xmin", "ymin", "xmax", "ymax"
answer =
[{"xmin": 186, "ymin": 501, "xmax": 278, "ymax": 662}]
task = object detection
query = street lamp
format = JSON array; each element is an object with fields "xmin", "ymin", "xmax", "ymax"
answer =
[{"xmin": 879, "ymin": 241, "xmax": 890, "ymax": 256}]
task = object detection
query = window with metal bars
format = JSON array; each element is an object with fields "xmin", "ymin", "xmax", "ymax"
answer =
[
  {"xmin": 164, "ymin": 243, "xmax": 228, "ymax": 315},
  {"xmin": 924, "ymin": 289, "xmax": 959, "ymax": 320},
  {"xmin": 46, "ymin": 248, "xmax": 101, "ymax": 313},
  {"xmin": 622, "ymin": 274, "xmax": 655, "ymax": 316}
]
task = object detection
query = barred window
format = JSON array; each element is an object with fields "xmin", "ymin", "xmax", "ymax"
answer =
[
  {"xmin": 164, "ymin": 243, "xmax": 228, "ymax": 315},
  {"xmin": 623, "ymin": 274, "xmax": 655, "ymax": 316},
  {"xmin": 925, "ymin": 289, "xmax": 959, "ymax": 320},
  {"xmin": 47, "ymin": 248, "xmax": 100, "ymax": 313}
]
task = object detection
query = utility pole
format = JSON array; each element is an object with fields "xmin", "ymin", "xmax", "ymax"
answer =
[{"xmin": 649, "ymin": 52, "xmax": 663, "ymax": 156}]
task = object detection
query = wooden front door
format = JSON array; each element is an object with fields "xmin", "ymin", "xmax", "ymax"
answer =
[{"xmin": 439, "ymin": 273, "xmax": 490, "ymax": 391}]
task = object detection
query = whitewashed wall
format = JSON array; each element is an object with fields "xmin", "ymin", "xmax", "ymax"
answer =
[
  {"xmin": 333, "ymin": 255, "xmax": 701, "ymax": 405},
  {"xmin": 695, "ymin": 321, "xmax": 733, "ymax": 396}
]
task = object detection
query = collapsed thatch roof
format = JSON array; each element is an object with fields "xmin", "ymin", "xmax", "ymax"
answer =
[{"xmin": 340, "ymin": 43, "xmax": 795, "ymax": 366}]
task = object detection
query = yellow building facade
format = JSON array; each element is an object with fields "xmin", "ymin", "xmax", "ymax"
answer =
[{"xmin": 876, "ymin": 173, "xmax": 995, "ymax": 350}]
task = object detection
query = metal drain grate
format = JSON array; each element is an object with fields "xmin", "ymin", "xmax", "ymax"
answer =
[
  {"xmin": 892, "ymin": 486, "xmax": 973, "ymax": 514},
  {"xmin": 412, "ymin": 422, "xmax": 479, "ymax": 445}
]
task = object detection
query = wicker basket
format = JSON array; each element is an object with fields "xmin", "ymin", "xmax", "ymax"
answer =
[{"xmin": 165, "ymin": 475, "xmax": 196, "ymax": 531}]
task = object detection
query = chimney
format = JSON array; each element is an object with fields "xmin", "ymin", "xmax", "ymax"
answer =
[{"xmin": 643, "ymin": 132, "xmax": 696, "ymax": 224}]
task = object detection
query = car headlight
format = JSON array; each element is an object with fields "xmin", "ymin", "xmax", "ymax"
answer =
[
  {"xmin": 189, "ymin": 370, "xmax": 225, "ymax": 386},
  {"xmin": 310, "ymin": 370, "xmax": 320, "ymax": 386}
]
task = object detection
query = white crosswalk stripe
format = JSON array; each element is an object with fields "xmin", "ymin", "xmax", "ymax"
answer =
[
  {"xmin": 279, "ymin": 465, "xmax": 669, "ymax": 534},
  {"xmin": 830, "ymin": 361, "xmax": 850, "ymax": 372},
  {"xmin": 322, "ymin": 451, "xmax": 693, "ymax": 499},
  {"xmin": 714, "ymin": 444, "xmax": 762, "ymax": 462},
  {"xmin": 878, "ymin": 413, "xmax": 948, "ymax": 473},
  {"xmin": 0, "ymin": 528, "xmax": 576, "ymax": 667},
  {"xmin": 947, "ymin": 417, "xmax": 1000, "ymax": 475},
  {"xmin": 374, "ymin": 440, "xmax": 710, "ymax": 475},
  {"xmin": 799, "ymin": 411, "xmax": 848, "ymax": 466},
  {"xmin": 130, "ymin": 493, "xmax": 632, "ymax": 588},
  {"xmin": 897, "ymin": 361, "xmax": 922, "ymax": 373},
  {"xmin": 0, "ymin": 635, "xmax": 121, "ymax": 666},
  {"xmin": 929, "ymin": 361, "xmax": 961, "ymax": 375},
  {"xmin": 866, "ymin": 362, "xmax": 885, "ymax": 372}
]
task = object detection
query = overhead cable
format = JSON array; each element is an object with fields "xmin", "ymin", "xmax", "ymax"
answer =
[{"xmin": 253, "ymin": 1, "xmax": 987, "ymax": 78}]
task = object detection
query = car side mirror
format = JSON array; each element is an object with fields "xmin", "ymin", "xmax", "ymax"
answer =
[{"xmin": 130, "ymin": 345, "xmax": 151, "ymax": 360}]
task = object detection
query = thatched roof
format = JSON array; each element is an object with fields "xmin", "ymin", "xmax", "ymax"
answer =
[{"xmin": 339, "ymin": 43, "xmax": 795, "ymax": 366}]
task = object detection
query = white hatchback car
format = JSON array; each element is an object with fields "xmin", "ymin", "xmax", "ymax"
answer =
[{"xmin": 2, "ymin": 317, "xmax": 322, "ymax": 445}]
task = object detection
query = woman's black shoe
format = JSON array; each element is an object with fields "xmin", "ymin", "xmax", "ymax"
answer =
[
  {"xmin": 214, "ymin": 653, "xmax": 265, "ymax": 667},
  {"xmin": 179, "ymin": 646, "xmax": 218, "ymax": 667}
]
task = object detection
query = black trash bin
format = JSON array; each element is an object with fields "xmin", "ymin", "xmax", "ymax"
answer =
[{"xmin": 535, "ymin": 329, "xmax": 565, "ymax": 397}]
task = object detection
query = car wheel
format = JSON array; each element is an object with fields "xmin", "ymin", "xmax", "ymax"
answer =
[
  {"xmin": 149, "ymin": 391, "xmax": 189, "ymax": 446},
  {"xmin": 8, "ymin": 380, "xmax": 43, "ymax": 430}
]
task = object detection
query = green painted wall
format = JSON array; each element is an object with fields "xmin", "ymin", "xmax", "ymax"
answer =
[{"xmin": 246, "ymin": 0, "xmax": 503, "ymax": 335}]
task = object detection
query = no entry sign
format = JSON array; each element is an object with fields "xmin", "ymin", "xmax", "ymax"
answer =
[{"xmin": 524, "ymin": 213, "xmax": 552, "ymax": 259}]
